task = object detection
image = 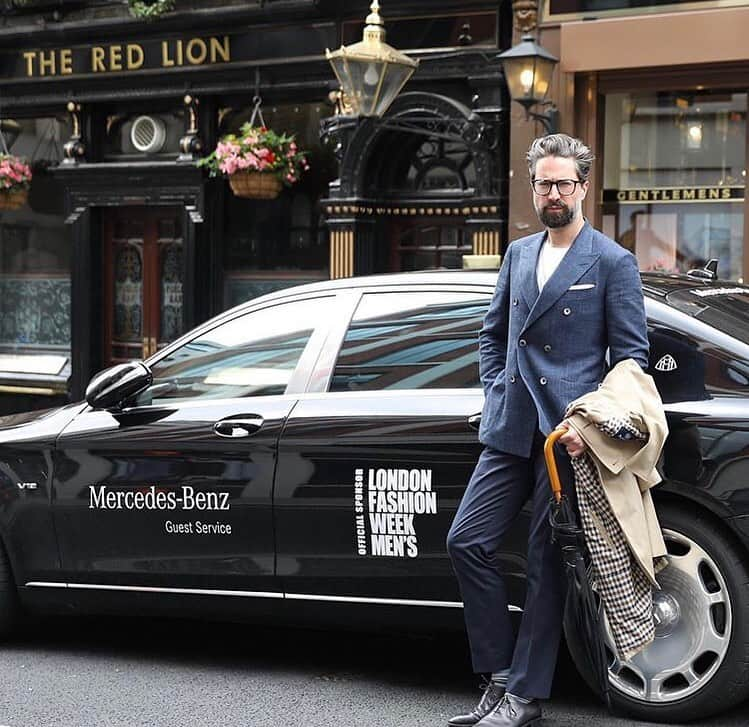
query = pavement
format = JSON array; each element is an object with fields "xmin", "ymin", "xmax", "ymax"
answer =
[{"xmin": 0, "ymin": 615, "xmax": 746, "ymax": 727}]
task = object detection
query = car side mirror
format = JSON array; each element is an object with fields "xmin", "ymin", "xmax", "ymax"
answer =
[{"xmin": 85, "ymin": 362, "xmax": 153, "ymax": 410}]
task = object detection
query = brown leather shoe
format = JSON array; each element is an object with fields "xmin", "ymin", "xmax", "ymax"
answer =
[
  {"xmin": 447, "ymin": 681, "xmax": 506, "ymax": 727},
  {"xmin": 475, "ymin": 694, "xmax": 541, "ymax": 727}
]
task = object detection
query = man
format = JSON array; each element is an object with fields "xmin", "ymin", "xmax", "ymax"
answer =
[{"xmin": 446, "ymin": 134, "xmax": 649, "ymax": 727}]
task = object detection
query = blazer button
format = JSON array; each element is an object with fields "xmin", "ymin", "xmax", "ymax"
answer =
[
  {"xmin": 509, "ymin": 375, "xmax": 516, "ymax": 383},
  {"xmin": 513, "ymin": 299, "xmax": 518, "ymax": 306},
  {"xmin": 519, "ymin": 339, "xmax": 527, "ymax": 347},
  {"xmin": 544, "ymin": 344, "xmax": 551, "ymax": 352},
  {"xmin": 563, "ymin": 307, "xmax": 571, "ymax": 316},
  {"xmin": 539, "ymin": 377, "xmax": 547, "ymax": 385}
]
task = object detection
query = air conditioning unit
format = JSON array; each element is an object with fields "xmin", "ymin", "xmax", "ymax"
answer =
[{"xmin": 130, "ymin": 115, "xmax": 167, "ymax": 154}]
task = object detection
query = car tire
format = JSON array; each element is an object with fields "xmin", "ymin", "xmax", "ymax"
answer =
[
  {"xmin": 0, "ymin": 540, "xmax": 18, "ymax": 637},
  {"xmin": 565, "ymin": 502, "xmax": 749, "ymax": 723}
]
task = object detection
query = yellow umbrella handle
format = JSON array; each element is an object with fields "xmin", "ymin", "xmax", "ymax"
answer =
[{"xmin": 544, "ymin": 427, "xmax": 569, "ymax": 503}]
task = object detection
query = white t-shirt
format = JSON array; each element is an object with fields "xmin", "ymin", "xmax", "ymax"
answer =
[{"xmin": 536, "ymin": 239, "xmax": 571, "ymax": 292}]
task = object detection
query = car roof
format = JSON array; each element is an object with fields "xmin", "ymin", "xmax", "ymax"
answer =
[
  {"xmin": 238, "ymin": 268, "xmax": 748, "ymax": 305},
  {"xmin": 230, "ymin": 270, "xmax": 500, "ymax": 310}
]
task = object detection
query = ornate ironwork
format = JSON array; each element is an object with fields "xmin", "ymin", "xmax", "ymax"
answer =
[
  {"xmin": 322, "ymin": 112, "xmax": 496, "ymax": 152},
  {"xmin": 178, "ymin": 94, "xmax": 203, "ymax": 163},
  {"xmin": 62, "ymin": 101, "xmax": 85, "ymax": 165}
]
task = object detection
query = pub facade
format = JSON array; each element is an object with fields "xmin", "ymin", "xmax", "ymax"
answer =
[
  {"xmin": 2, "ymin": 0, "xmax": 747, "ymax": 415},
  {"xmin": 0, "ymin": 0, "xmax": 512, "ymax": 413}
]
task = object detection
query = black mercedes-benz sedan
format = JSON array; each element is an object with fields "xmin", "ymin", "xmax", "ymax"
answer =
[{"xmin": 1, "ymin": 269, "xmax": 748, "ymax": 722}]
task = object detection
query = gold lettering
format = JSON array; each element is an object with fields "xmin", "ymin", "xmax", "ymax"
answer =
[
  {"xmin": 722, "ymin": 188, "xmax": 731, "ymax": 199},
  {"xmin": 628, "ymin": 191, "xmax": 636, "ymax": 201},
  {"xmin": 39, "ymin": 50, "xmax": 56, "ymax": 76},
  {"xmin": 127, "ymin": 44, "xmax": 144, "ymax": 70},
  {"xmin": 210, "ymin": 36, "xmax": 230, "ymax": 63},
  {"xmin": 672, "ymin": 189, "xmax": 681, "ymax": 200},
  {"xmin": 109, "ymin": 45, "xmax": 123, "ymax": 71},
  {"xmin": 651, "ymin": 190, "xmax": 660, "ymax": 200},
  {"xmin": 698, "ymin": 188, "xmax": 706, "ymax": 199},
  {"xmin": 22, "ymin": 51, "xmax": 35, "ymax": 77},
  {"xmin": 186, "ymin": 38, "xmax": 207, "ymax": 65},
  {"xmin": 161, "ymin": 40, "xmax": 174, "ymax": 67},
  {"xmin": 91, "ymin": 47, "xmax": 106, "ymax": 72},
  {"xmin": 638, "ymin": 191, "xmax": 648, "ymax": 201},
  {"xmin": 709, "ymin": 188, "xmax": 719, "ymax": 199},
  {"xmin": 683, "ymin": 189, "xmax": 696, "ymax": 200},
  {"xmin": 176, "ymin": 39, "xmax": 183, "ymax": 65},
  {"xmin": 662, "ymin": 190, "xmax": 671, "ymax": 201},
  {"xmin": 60, "ymin": 48, "xmax": 73, "ymax": 75},
  {"xmin": 616, "ymin": 191, "xmax": 626, "ymax": 202}
]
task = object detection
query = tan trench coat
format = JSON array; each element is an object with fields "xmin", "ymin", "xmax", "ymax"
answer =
[{"xmin": 565, "ymin": 358, "xmax": 668, "ymax": 586}]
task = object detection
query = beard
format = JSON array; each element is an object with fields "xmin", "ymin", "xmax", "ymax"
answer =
[{"xmin": 536, "ymin": 200, "xmax": 575, "ymax": 228}]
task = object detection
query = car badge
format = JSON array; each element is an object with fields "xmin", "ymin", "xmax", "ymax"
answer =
[{"xmin": 655, "ymin": 354, "xmax": 678, "ymax": 372}]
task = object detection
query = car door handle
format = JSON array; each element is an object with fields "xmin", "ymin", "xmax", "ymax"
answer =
[
  {"xmin": 468, "ymin": 413, "xmax": 481, "ymax": 431},
  {"xmin": 213, "ymin": 417, "xmax": 264, "ymax": 438}
]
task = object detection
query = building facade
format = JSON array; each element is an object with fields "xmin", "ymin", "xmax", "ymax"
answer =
[
  {"xmin": 0, "ymin": 0, "xmax": 511, "ymax": 413},
  {"xmin": 512, "ymin": 0, "xmax": 749, "ymax": 285},
  {"xmin": 0, "ymin": 0, "xmax": 746, "ymax": 415}
]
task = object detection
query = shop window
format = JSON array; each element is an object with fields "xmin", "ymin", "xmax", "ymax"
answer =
[
  {"xmin": 0, "ymin": 116, "xmax": 71, "ymax": 391},
  {"xmin": 219, "ymin": 102, "xmax": 337, "ymax": 309},
  {"xmin": 602, "ymin": 90, "xmax": 746, "ymax": 281}
]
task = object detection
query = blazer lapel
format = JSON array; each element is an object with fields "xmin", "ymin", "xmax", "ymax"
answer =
[
  {"xmin": 518, "ymin": 232, "xmax": 544, "ymax": 309},
  {"xmin": 522, "ymin": 222, "xmax": 601, "ymax": 333}
]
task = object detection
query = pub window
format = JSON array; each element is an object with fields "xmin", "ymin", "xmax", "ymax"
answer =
[
  {"xmin": 341, "ymin": 10, "xmax": 498, "ymax": 50},
  {"xmin": 0, "ymin": 116, "xmax": 72, "ymax": 396},
  {"xmin": 602, "ymin": 90, "xmax": 746, "ymax": 281},
  {"xmin": 219, "ymin": 102, "xmax": 337, "ymax": 309}
]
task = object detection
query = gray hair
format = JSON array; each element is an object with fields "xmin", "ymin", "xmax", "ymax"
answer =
[{"xmin": 526, "ymin": 134, "xmax": 595, "ymax": 182}]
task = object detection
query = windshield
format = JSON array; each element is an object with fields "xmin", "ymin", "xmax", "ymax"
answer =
[{"xmin": 666, "ymin": 285, "xmax": 749, "ymax": 345}]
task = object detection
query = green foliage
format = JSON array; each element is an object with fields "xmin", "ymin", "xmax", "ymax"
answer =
[{"xmin": 128, "ymin": 0, "xmax": 175, "ymax": 21}]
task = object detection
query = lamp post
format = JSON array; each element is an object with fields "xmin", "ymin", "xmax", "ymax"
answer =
[
  {"xmin": 496, "ymin": 33, "xmax": 559, "ymax": 134},
  {"xmin": 325, "ymin": 0, "xmax": 418, "ymax": 118}
]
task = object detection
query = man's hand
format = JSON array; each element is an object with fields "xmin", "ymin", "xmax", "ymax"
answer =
[{"xmin": 557, "ymin": 420, "xmax": 586, "ymax": 458}]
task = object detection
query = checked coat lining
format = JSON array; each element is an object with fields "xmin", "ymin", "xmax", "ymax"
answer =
[{"xmin": 569, "ymin": 416, "xmax": 664, "ymax": 660}]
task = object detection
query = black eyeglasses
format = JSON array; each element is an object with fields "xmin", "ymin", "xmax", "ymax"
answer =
[{"xmin": 531, "ymin": 179, "xmax": 583, "ymax": 196}]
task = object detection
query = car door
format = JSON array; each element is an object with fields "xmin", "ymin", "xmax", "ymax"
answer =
[
  {"xmin": 52, "ymin": 293, "xmax": 335, "ymax": 598},
  {"xmin": 274, "ymin": 286, "xmax": 531, "ymax": 609}
]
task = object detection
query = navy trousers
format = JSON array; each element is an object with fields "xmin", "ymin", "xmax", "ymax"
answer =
[{"xmin": 447, "ymin": 430, "xmax": 572, "ymax": 700}]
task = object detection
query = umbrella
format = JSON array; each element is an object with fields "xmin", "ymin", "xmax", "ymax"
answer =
[{"xmin": 544, "ymin": 428, "xmax": 612, "ymax": 710}]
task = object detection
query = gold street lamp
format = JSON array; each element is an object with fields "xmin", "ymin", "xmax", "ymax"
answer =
[
  {"xmin": 496, "ymin": 33, "xmax": 559, "ymax": 134},
  {"xmin": 325, "ymin": 0, "xmax": 419, "ymax": 118}
]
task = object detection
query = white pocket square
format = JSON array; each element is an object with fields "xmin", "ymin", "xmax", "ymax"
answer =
[{"xmin": 569, "ymin": 283, "xmax": 596, "ymax": 291}]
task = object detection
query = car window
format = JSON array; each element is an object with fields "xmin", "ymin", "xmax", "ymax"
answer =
[
  {"xmin": 665, "ymin": 286, "xmax": 749, "ymax": 345},
  {"xmin": 330, "ymin": 291, "xmax": 491, "ymax": 391},
  {"xmin": 135, "ymin": 296, "xmax": 333, "ymax": 405}
]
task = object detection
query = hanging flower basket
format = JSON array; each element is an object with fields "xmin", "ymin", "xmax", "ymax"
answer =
[
  {"xmin": 0, "ymin": 155, "xmax": 32, "ymax": 211},
  {"xmin": 228, "ymin": 171, "xmax": 283, "ymax": 200},
  {"xmin": 198, "ymin": 122, "xmax": 309, "ymax": 200}
]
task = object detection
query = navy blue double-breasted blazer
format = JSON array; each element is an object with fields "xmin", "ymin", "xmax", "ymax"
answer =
[{"xmin": 478, "ymin": 221, "xmax": 650, "ymax": 458}]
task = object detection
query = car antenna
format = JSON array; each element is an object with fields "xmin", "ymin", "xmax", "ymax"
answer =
[{"xmin": 686, "ymin": 258, "xmax": 718, "ymax": 281}]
